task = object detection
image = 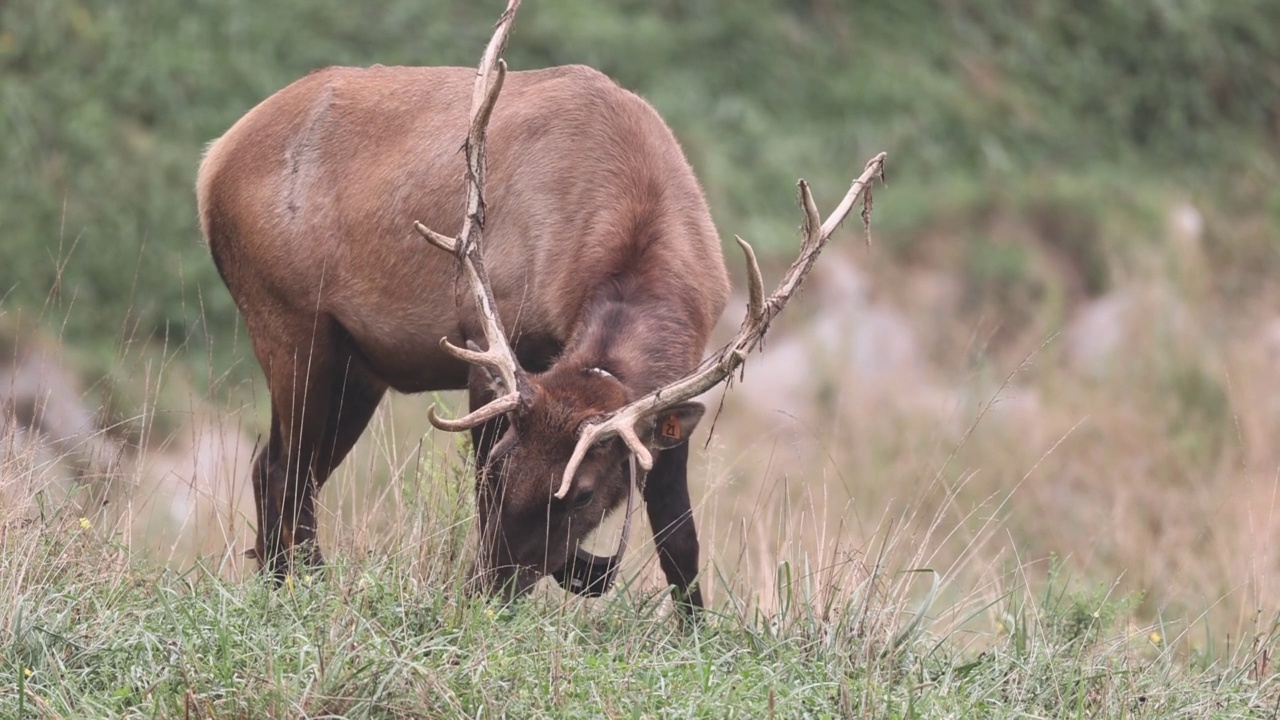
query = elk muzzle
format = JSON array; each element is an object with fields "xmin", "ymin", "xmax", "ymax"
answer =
[{"xmin": 473, "ymin": 456, "xmax": 638, "ymax": 600}]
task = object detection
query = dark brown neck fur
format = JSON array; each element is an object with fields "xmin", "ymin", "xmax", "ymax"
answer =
[{"xmin": 546, "ymin": 272, "xmax": 706, "ymax": 403}]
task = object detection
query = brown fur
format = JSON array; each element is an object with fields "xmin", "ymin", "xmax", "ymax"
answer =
[{"xmin": 197, "ymin": 64, "xmax": 729, "ymax": 607}]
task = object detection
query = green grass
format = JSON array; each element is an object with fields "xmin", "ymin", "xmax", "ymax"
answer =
[{"xmin": 3, "ymin": 496, "xmax": 1279, "ymax": 718}]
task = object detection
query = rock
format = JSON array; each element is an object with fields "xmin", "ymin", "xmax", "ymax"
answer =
[
  {"xmin": 0, "ymin": 326, "xmax": 123, "ymax": 513},
  {"xmin": 712, "ymin": 253, "xmax": 951, "ymax": 421}
]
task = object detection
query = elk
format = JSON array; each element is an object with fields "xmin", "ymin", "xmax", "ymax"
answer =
[{"xmin": 196, "ymin": 0, "xmax": 885, "ymax": 613}]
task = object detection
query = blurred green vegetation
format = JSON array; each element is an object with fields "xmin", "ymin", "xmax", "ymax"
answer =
[{"xmin": 1, "ymin": 0, "xmax": 1278, "ymax": 375}]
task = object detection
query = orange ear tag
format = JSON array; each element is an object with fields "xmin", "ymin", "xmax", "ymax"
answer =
[{"xmin": 661, "ymin": 415, "xmax": 681, "ymax": 441}]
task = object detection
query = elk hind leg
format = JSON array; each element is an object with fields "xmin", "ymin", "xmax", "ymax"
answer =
[{"xmin": 253, "ymin": 325, "xmax": 389, "ymax": 580}]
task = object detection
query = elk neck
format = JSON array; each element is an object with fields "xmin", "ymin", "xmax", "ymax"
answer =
[{"xmin": 539, "ymin": 273, "xmax": 706, "ymax": 406}]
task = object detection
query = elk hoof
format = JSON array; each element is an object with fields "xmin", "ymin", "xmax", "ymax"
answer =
[{"xmin": 252, "ymin": 540, "xmax": 325, "ymax": 587}]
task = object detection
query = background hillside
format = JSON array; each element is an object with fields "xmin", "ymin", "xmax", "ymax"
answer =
[
  {"xmin": 5, "ymin": 0, "xmax": 1280, "ymax": 659},
  {"xmin": 4, "ymin": 0, "xmax": 1277, "ymax": 363}
]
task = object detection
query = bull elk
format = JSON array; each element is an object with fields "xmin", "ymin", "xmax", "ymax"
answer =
[{"xmin": 196, "ymin": 0, "xmax": 885, "ymax": 613}]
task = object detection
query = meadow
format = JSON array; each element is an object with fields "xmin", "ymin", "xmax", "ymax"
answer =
[{"xmin": 4, "ymin": 0, "xmax": 1280, "ymax": 716}]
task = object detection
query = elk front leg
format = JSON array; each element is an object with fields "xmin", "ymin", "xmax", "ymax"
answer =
[
  {"xmin": 466, "ymin": 389, "xmax": 523, "ymax": 598},
  {"xmin": 643, "ymin": 441, "xmax": 704, "ymax": 615}
]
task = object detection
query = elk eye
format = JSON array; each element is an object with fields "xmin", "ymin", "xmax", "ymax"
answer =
[{"xmin": 573, "ymin": 488, "xmax": 595, "ymax": 509}]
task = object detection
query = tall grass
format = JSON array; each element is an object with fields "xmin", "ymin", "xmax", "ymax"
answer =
[
  {"xmin": 5, "ymin": 277, "xmax": 1280, "ymax": 715},
  {"xmin": 3, "ymin": 393, "xmax": 1279, "ymax": 715}
]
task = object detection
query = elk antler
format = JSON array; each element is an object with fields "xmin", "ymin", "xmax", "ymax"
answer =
[
  {"xmin": 554, "ymin": 151, "xmax": 888, "ymax": 499},
  {"xmin": 414, "ymin": 0, "xmax": 526, "ymax": 431}
]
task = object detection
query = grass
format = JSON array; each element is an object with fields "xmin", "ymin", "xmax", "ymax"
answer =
[
  {"xmin": 4, "ymin": 326, "xmax": 1280, "ymax": 717},
  {"xmin": 4, "ymin": 483, "xmax": 1280, "ymax": 718}
]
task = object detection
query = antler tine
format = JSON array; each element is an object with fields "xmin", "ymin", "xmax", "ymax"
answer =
[
  {"xmin": 414, "ymin": 221, "xmax": 458, "ymax": 254},
  {"xmin": 554, "ymin": 151, "xmax": 888, "ymax": 499},
  {"xmin": 822, "ymin": 152, "xmax": 888, "ymax": 239},
  {"xmin": 413, "ymin": 0, "xmax": 526, "ymax": 430},
  {"xmin": 735, "ymin": 235, "xmax": 765, "ymax": 325},
  {"xmin": 556, "ymin": 407, "xmax": 654, "ymax": 500},
  {"xmin": 428, "ymin": 393, "xmax": 521, "ymax": 432}
]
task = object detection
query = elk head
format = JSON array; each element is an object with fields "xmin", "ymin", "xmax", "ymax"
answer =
[{"xmin": 429, "ymin": 343, "xmax": 708, "ymax": 597}]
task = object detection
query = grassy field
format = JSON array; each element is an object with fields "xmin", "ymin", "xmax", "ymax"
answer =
[
  {"xmin": 4, "ymin": 318, "xmax": 1280, "ymax": 716},
  {"xmin": 4, "ymin": 446, "xmax": 1279, "ymax": 718}
]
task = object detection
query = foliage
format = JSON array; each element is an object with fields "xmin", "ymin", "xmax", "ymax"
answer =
[{"xmin": 1, "ymin": 0, "xmax": 1277, "ymax": 370}]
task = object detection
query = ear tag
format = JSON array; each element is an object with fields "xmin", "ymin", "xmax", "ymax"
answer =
[{"xmin": 661, "ymin": 414, "xmax": 681, "ymax": 441}]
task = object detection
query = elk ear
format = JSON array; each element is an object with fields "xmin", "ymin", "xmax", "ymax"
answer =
[
  {"xmin": 466, "ymin": 339, "xmax": 507, "ymax": 398},
  {"xmin": 488, "ymin": 425, "xmax": 519, "ymax": 465},
  {"xmin": 648, "ymin": 402, "xmax": 705, "ymax": 450}
]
